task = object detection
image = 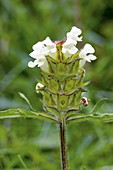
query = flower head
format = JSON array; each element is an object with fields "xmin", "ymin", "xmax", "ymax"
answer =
[
  {"xmin": 67, "ymin": 26, "xmax": 82, "ymax": 42},
  {"xmin": 79, "ymin": 44, "xmax": 97, "ymax": 67}
]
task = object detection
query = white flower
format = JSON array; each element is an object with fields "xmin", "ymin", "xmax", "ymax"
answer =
[
  {"xmin": 28, "ymin": 56, "xmax": 47, "ymax": 68},
  {"xmin": 67, "ymin": 26, "xmax": 82, "ymax": 42},
  {"xmin": 36, "ymin": 83, "xmax": 44, "ymax": 93},
  {"xmin": 79, "ymin": 43, "xmax": 97, "ymax": 67},
  {"xmin": 42, "ymin": 37, "xmax": 56, "ymax": 58},
  {"xmin": 62, "ymin": 39, "xmax": 78, "ymax": 58},
  {"xmin": 28, "ymin": 50, "xmax": 47, "ymax": 68},
  {"xmin": 28, "ymin": 40, "xmax": 48, "ymax": 68},
  {"xmin": 28, "ymin": 37, "xmax": 57, "ymax": 69},
  {"xmin": 32, "ymin": 41, "xmax": 49, "ymax": 55}
]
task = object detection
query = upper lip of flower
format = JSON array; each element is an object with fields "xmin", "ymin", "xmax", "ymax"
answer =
[
  {"xmin": 66, "ymin": 26, "xmax": 82, "ymax": 42},
  {"xmin": 42, "ymin": 37, "xmax": 56, "ymax": 53}
]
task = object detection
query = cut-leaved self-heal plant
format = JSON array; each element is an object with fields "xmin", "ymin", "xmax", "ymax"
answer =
[{"xmin": 0, "ymin": 26, "xmax": 113, "ymax": 170}]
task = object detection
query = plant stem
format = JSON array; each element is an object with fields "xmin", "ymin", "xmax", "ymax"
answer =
[{"xmin": 59, "ymin": 117, "xmax": 69, "ymax": 170}]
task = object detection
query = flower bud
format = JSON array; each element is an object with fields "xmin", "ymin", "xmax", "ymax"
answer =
[
  {"xmin": 81, "ymin": 97, "xmax": 89, "ymax": 107},
  {"xmin": 36, "ymin": 83, "xmax": 44, "ymax": 93}
]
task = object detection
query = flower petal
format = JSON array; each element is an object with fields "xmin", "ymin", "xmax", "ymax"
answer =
[
  {"xmin": 43, "ymin": 37, "xmax": 53, "ymax": 45},
  {"xmin": 48, "ymin": 51, "xmax": 56, "ymax": 58},
  {"xmin": 66, "ymin": 26, "xmax": 82, "ymax": 42},
  {"xmin": 85, "ymin": 54, "xmax": 97, "ymax": 62},
  {"xmin": 40, "ymin": 58, "xmax": 49, "ymax": 71},
  {"xmin": 63, "ymin": 38, "xmax": 76, "ymax": 46},
  {"xmin": 28, "ymin": 61, "xmax": 37, "ymax": 68},
  {"xmin": 79, "ymin": 50, "xmax": 86, "ymax": 58},
  {"xmin": 68, "ymin": 46, "xmax": 78, "ymax": 54},
  {"xmin": 77, "ymin": 36, "xmax": 82, "ymax": 41},
  {"xmin": 84, "ymin": 56, "xmax": 91, "ymax": 62},
  {"xmin": 69, "ymin": 26, "xmax": 82, "ymax": 35},
  {"xmin": 62, "ymin": 38, "xmax": 78, "ymax": 55},
  {"xmin": 36, "ymin": 56, "xmax": 46, "ymax": 67},
  {"xmin": 79, "ymin": 59, "xmax": 86, "ymax": 67},
  {"xmin": 88, "ymin": 54, "xmax": 97, "ymax": 60},
  {"xmin": 29, "ymin": 51, "xmax": 38, "ymax": 59},
  {"xmin": 51, "ymin": 48, "xmax": 56, "ymax": 53},
  {"xmin": 71, "ymin": 26, "xmax": 82, "ymax": 36},
  {"xmin": 83, "ymin": 44, "xmax": 95, "ymax": 53},
  {"xmin": 62, "ymin": 47, "xmax": 67, "ymax": 53},
  {"xmin": 43, "ymin": 37, "xmax": 56, "ymax": 55},
  {"xmin": 33, "ymin": 42, "xmax": 44, "ymax": 50}
]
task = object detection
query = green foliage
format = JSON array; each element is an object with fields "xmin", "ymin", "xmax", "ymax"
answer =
[
  {"xmin": 18, "ymin": 155, "xmax": 28, "ymax": 170},
  {"xmin": 19, "ymin": 92, "xmax": 35, "ymax": 111},
  {"xmin": 0, "ymin": 0, "xmax": 113, "ymax": 169},
  {"xmin": 0, "ymin": 108, "xmax": 57, "ymax": 123}
]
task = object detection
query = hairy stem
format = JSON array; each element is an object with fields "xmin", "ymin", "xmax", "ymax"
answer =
[{"xmin": 59, "ymin": 118, "xmax": 69, "ymax": 170}]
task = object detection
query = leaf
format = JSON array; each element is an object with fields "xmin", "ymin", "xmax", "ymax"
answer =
[
  {"xmin": 92, "ymin": 112, "xmax": 113, "ymax": 122},
  {"xmin": 91, "ymin": 98, "xmax": 108, "ymax": 115},
  {"xmin": 18, "ymin": 155, "xmax": 28, "ymax": 170},
  {"xmin": 66, "ymin": 113, "xmax": 92, "ymax": 124},
  {"xmin": 81, "ymin": 80, "xmax": 91, "ymax": 87},
  {"xmin": 66, "ymin": 112, "xmax": 113, "ymax": 124},
  {"xmin": 19, "ymin": 92, "xmax": 35, "ymax": 111},
  {"xmin": 0, "ymin": 108, "xmax": 58, "ymax": 123}
]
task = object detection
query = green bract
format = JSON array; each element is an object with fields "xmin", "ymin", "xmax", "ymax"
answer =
[{"xmin": 41, "ymin": 44, "xmax": 86, "ymax": 118}]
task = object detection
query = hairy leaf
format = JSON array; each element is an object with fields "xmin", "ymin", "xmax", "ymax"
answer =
[
  {"xmin": 66, "ymin": 112, "xmax": 113, "ymax": 124},
  {"xmin": 0, "ymin": 108, "xmax": 57, "ymax": 123}
]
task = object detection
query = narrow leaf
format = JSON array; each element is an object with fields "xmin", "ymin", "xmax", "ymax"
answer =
[
  {"xmin": 19, "ymin": 92, "xmax": 35, "ymax": 111},
  {"xmin": 18, "ymin": 155, "xmax": 28, "ymax": 170},
  {"xmin": 67, "ymin": 112, "xmax": 113, "ymax": 124},
  {"xmin": 0, "ymin": 108, "xmax": 58, "ymax": 123},
  {"xmin": 66, "ymin": 113, "xmax": 92, "ymax": 124},
  {"xmin": 92, "ymin": 112, "xmax": 113, "ymax": 122},
  {"xmin": 82, "ymin": 80, "xmax": 91, "ymax": 87},
  {"xmin": 91, "ymin": 98, "xmax": 108, "ymax": 115}
]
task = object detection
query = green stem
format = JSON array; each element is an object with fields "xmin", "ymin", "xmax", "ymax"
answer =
[{"xmin": 59, "ymin": 117, "xmax": 69, "ymax": 170}]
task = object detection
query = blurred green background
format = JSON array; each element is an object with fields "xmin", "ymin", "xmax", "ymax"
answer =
[{"xmin": 0, "ymin": 0, "xmax": 113, "ymax": 169}]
